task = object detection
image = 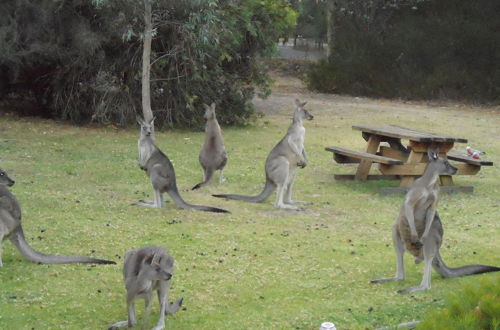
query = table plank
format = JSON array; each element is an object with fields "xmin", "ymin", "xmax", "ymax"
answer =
[
  {"xmin": 447, "ymin": 153, "xmax": 493, "ymax": 166},
  {"xmin": 325, "ymin": 146, "xmax": 403, "ymax": 164},
  {"xmin": 379, "ymin": 163, "xmax": 480, "ymax": 176},
  {"xmin": 353, "ymin": 125, "xmax": 468, "ymax": 143}
]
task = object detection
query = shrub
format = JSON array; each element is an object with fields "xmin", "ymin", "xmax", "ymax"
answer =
[
  {"xmin": 0, "ymin": 0, "xmax": 296, "ymax": 128},
  {"xmin": 418, "ymin": 277, "xmax": 500, "ymax": 329},
  {"xmin": 307, "ymin": 0, "xmax": 500, "ymax": 103}
]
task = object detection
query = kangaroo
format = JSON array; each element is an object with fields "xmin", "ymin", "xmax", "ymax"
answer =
[
  {"xmin": 212, "ymin": 99, "xmax": 313, "ymax": 210},
  {"xmin": 371, "ymin": 150, "xmax": 500, "ymax": 293},
  {"xmin": 0, "ymin": 168, "xmax": 115, "ymax": 267},
  {"xmin": 135, "ymin": 116, "xmax": 229, "ymax": 213},
  {"xmin": 109, "ymin": 246, "xmax": 183, "ymax": 330},
  {"xmin": 192, "ymin": 103, "xmax": 228, "ymax": 190}
]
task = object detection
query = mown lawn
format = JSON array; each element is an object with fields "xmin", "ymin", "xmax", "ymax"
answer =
[{"xmin": 0, "ymin": 95, "xmax": 499, "ymax": 329}]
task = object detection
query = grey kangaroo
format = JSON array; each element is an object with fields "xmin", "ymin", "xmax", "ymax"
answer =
[
  {"xmin": 109, "ymin": 246, "xmax": 183, "ymax": 330},
  {"xmin": 213, "ymin": 99, "xmax": 313, "ymax": 210},
  {"xmin": 0, "ymin": 168, "xmax": 115, "ymax": 266},
  {"xmin": 136, "ymin": 116, "xmax": 229, "ymax": 213},
  {"xmin": 192, "ymin": 103, "xmax": 228, "ymax": 190},
  {"xmin": 371, "ymin": 150, "xmax": 500, "ymax": 293}
]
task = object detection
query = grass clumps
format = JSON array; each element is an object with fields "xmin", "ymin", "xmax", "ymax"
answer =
[{"xmin": 418, "ymin": 278, "xmax": 500, "ymax": 329}]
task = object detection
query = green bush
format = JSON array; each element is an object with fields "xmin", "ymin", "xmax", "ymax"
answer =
[
  {"xmin": 0, "ymin": 0, "xmax": 296, "ymax": 128},
  {"xmin": 418, "ymin": 277, "xmax": 500, "ymax": 329}
]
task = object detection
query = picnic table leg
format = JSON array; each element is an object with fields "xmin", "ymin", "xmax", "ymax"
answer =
[
  {"xmin": 399, "ymin": 150, "xmax": 425, "ymax": 187},
  {"xmin": 439, "ymin": 151, "xmax": 455, "ymax": 186},
  {"xmin": 440, "ymin": 176, "xmax": 454, "ymax": 186},
  {"xmin": 355, "ymin": 134, "xmax": 381, "ymax": 181}
]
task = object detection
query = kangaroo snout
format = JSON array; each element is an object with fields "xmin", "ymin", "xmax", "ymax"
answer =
[{"xmin": 8, "ymin": 180, "xmax": 15, "ymax": 187}]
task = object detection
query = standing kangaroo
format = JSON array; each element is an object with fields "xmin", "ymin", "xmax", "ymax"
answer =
[
  {"xmin": 109, "ymin": 246, "xmax": 183, "ymax": 330},
  {"xmin": 371, "ymin": 150, "xmax": 500, "ymax": 293},
  {"xmin": 192, "ymin": 103, "xmax": 228, "ymax": 190},
  {"xmin": 0, "ymin": 168, "xmax": 115, "ymax": 266},
  {"xmin": 136, "ymin": 116, "xmax": 229, "ymax": 213},
  {"xmin": 212, "ymin": 99, "xmax": 313, "ymax": 210}
]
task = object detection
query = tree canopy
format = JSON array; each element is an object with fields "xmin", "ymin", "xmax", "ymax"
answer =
[{"xmin": 0, "ymin": 0, "xmax": 296, "ymax": 127}]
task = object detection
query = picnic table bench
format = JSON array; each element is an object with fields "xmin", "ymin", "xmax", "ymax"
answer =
[{"xmin": 325, "ymin": 125, "xmax": 493, "ymax": 194}]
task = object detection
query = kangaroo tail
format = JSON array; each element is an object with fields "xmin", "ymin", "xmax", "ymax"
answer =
[
  {"xmin": 212, "ymin": 178, "xmax": 275, "ymax": 203},
  {"xmin": 191, "ymin": 168, "xmax": 214, "ymax": 190},
  {"xmin": 9, "ymin": 227, "xmax": 116, "ymax": 265},
  {"xmin": 166, "ymin": 297, "xmax": 184, "ymax": 315},
  {"xmin": 167, "ymin": 187, "xmax": 229, "ymax": 213},
  {"xmin": 432, "ymin": 252, "xmax": 500, "ymax": 278}
]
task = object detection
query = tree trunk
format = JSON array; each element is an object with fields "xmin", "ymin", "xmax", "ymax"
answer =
[
  {"xmin": 326, "ymin": 0, "xmax": 335, "ymax": 58},
  {"xmin": 141, "ymin": 0, "xmax": 153, "ymax": 122}
]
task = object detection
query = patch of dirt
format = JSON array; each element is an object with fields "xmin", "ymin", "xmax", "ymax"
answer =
[{"xmin": 254, "ymin": 70, "xmax": 500, "ymax": 117}]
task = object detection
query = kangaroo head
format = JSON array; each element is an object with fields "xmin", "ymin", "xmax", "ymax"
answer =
[
  {"xmin": 143, "ymin": 252, "xmax": 173, "ymax": 281},
  {"xmin": 137, "ymin": 116, "xmax": 155, "ymax": 138},
  {"xmin": 0, "ymin": 168, "xmax": 15, "ymax": 187},
  {"xmin": 294, "ymin": 99, "xmax": 314, "ymax": 122},
  {"xmin": 203, "ymin": 103, "xmax": 216, "ymax": 120},
  {"xmin": 427, "ymin": 149, "xmax": 457, "ymax": 176}
]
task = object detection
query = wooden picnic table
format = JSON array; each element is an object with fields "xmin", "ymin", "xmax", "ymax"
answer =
[{"xmin": 325, "ymin": 125, "xmax": 493, "ymax": 194}]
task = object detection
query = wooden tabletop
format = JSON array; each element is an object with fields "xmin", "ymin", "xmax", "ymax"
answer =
[{"xmin": 352, "ymin": 125, "xmax": 468, "ymax": 143}]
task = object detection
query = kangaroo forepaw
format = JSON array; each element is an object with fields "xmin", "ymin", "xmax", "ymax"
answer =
[{"xmin": 411, "ymin": 240, "xmax": 423, "ymax": 249}]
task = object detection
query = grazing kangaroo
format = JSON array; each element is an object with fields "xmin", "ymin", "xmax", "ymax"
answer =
[
  {"xmin": 136, "ymin": 116, "xmax": 229, "ymax": 213},
  {"xmin": 192, "ymin": 103, "xmax": 228, "ymax": 190},
  {"xmin": 371, "ymin": 150, "xmax": 500, "ymax": 293},
  {"xmin": 0, "ymin": 168, "xmax": 115, "ymax": 267},
  {"xmin": 109, "ymin": 246, "xmax": 183, "ymax": 330},
  {"xmin": 213, "ymin": 99, "xmax": 313, "ymax": 210}
]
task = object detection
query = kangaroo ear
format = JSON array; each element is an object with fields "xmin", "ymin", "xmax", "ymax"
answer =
[
  {"xmin": 294, "ymin": 99, "xmax": 301, "ymax": 107},
  {"xmin": 211, "ymin": 103, "xmax": 216, "ymax": 111},
  {"xmin": 136, "ymin": 115, "xmax": 144, "ymax": 125},
  {"xmin": 203, "ymin": 103, "xmax": 210, "ymax": 111},
  {"xmin": 151, "ymin": 252, "xmax": 162, "ymax": 266},
  {"xmin": 149, "ymin": 116, "xmax": 155, "ymax": 125},
  {"xmin": 427, "ymin": 149, "xmax": 438, "ymax": 161},
  {"xmin": 144, "ymin": 255, "xmax": 154, "ymax": 265},
  {"xmin": 300, "ymin": 101, "xmax": 307, "ymax": 107}
]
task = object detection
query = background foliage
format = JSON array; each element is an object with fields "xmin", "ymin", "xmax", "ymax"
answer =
[
  {"xmin": 308, "ymin": 0, "xmax": 500, "ymax": 103},
  {"xmin": 0, "ymin": 0, "xmax": 296, "ymax": 127}
]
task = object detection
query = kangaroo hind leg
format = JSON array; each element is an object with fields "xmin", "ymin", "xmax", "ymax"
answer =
[
  {"xmin": 136, "ymin": 189, "xmax": 163, "ymax": 208},
  {"xmin": 371, "ymin": 225, "xmax": 405, "ymax": 284},
  {"xmin": 0, "ymin": 229, "xmax": 4, "ymax": 267},
  {"xmin": 271, "ymin": 159, "xmax": 301, "ymax": 210},
  {"xmin": 219, "ymin": 168, "xmax": 226, "ymax": 183},
  {"xmin": 397, "ymin": 235, "xmax": 438, "ymax": 293},
  {"xmin": 283, "ymin": 167, "xmax": 308, "ymax": 206}
]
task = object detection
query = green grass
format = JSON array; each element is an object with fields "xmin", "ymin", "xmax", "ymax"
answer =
[{"xmin": 0, "ymin": 97, "xmax": 499, "ymax": 329}]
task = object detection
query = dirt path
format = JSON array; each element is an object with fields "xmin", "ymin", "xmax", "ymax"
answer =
[{"xmin": 253, "ymin": 74, "xmax": 500, "ymax": 123}]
